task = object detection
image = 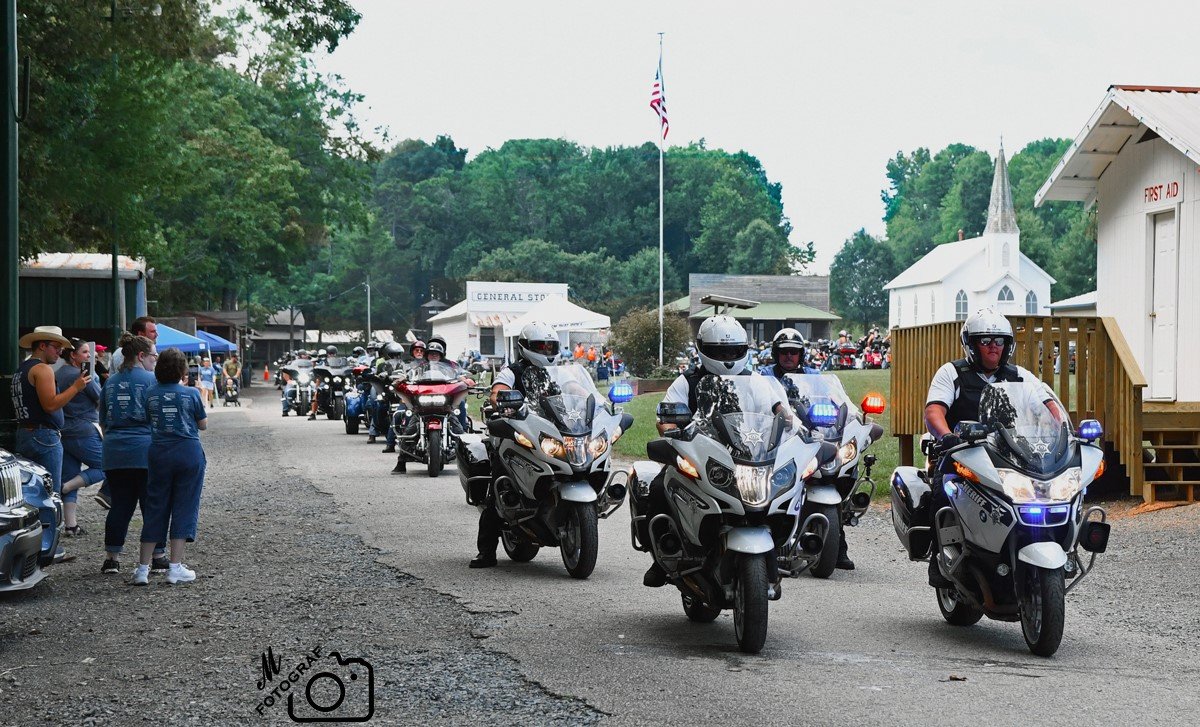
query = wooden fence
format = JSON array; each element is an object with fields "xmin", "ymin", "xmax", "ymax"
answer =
[{"xmin": 891, "ymin": 316, "xmax": 1147, "ymax": 495}]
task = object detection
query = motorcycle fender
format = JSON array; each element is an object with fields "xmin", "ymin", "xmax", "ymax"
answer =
[
  {"xmin": 807, "ymin": 484, "xmax": 841, "ymax": 506},
  {"xmin": 724, "ymin": 526, "xmax": 774, "ymax": 554},
  {"xmin": 559, "ymin": 481, "xmax": 597, "ymax": 503},
  {"xmin": 1017, "ymin": 541, "xmax": 1068, "ymax": 570},
  {"xmin": 426, "ymin": 418, "xmax": 442, "ymax": 430}
]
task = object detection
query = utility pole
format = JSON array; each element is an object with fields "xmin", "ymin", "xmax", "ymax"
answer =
[
  {"xmin": 2, "ymin": 0, "xmax": 22, "ymax": 450},
  {"xmin": 364, "ymin": 276, "xmax": 372, "ymax": 345}
]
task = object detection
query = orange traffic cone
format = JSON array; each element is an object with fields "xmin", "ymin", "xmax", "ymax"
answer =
[{"xmin": 263, "ymin": 364, "xmax": 270, "ymax": 382}]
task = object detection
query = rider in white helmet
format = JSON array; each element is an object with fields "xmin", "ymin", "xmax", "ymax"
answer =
[{"xmin": 471, "ymin": 321, "xmax": 562, "ymax": 569}]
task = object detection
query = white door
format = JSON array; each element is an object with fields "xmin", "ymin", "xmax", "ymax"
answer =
[{"xmin": 1149, "ymin": 210, "xmax": 1178, "ymax": 400}]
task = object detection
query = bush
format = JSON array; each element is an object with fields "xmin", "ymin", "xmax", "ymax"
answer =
[{"xmin": 610, "ymin": 307, "xmax": 691, "ymax": 377}]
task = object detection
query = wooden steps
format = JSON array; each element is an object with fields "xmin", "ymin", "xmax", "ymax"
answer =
[{"xmin": 1142, "ymin": 422, "xmax": 1200, "ymax": 503}]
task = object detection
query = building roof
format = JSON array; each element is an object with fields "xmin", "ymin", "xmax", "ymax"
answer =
[
  {"xmin": 686, "ymin": 274, "xmax": 831, "ymax": 314},
  {"xmin": 885, "ymin": 237, "xmax": 987, "ymax": 289},
  {"xmin": 1049, "ymin": 290, "xmax": 1097, "ymax": 310},
  {"xmin": 985, "ymin": 145, "xmax": 1019, "ymax": 234},
  {"xmin": 20, "ymin": 252, "xmax": 146, "ymax": 280},
  {"xmin": 1036, "ymin": 85, "xmax": 1200, "ymax": 206},
  {"xmin": 691, "ymin": 301, "xmax": 840, "ymax": 322},
  {"xmin": 427, "ymin": 299, "xmax": 467, "ymax": 322},
  {"xmin": 665, "ymin": 295, "xmax": 691, "ymax": 312}
]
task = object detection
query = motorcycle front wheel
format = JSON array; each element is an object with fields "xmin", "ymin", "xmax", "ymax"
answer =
[
  {"xmin": 427, "ymin": 430, "xmax": 443, "ymax": 477},
  {"xmin": 1020, "ymin": 565, "xmax": 1066, "ymax": 657},
  {"xmin": 344, "ymin": 414, "xmax": 359, "ymax": 435},
  {"xmin": 809, "ymin": 503, "xmax": 841, "ymax": 579},
  {"xmin": 501, "ymin": 530, "xmax": 539, "ymax": 562},
  {"xmin": 734, "ymin": 554, "xmax": 769, "ymax": 654},
  {"xmin": 559, "ymin": 502, "xmax": 598, "ymax": 579}
]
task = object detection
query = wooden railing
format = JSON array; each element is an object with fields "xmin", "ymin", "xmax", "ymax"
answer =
[{"xmin": 891, "ymin": 316, "xmax": 1147, "ymax": 497}]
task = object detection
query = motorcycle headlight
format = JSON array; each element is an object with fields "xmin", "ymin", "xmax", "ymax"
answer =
[
  {"xmin": 540, "ymin": 435, "xmax": 566, "ymax": 459},
  {"xmin": 1048, "ymin": 468, "xmax": 1083, "ymax": 501},
  {"xmin": 998, "ymin": 469, "xmax": 1037, "ymax": 502},
  {"xmin": 997, "ymin": 468, "xmax": 1083, "ymax": 503},
  {"xmin": 839, "ymin": 440, "xmax": 858, "ymax": 464},
  {"xmin": 417, "ymin": 394, "xmax": 447, "ymax": 406},
  {"xmin": 771, "ymin": 460, "xmax": 796, "ymax": 490},
  {"xmin": 588, "ymin": 434, "xmax": 608, "ymax": 457},
  {"xmin": 333, "ymin": 376, "xmax": 342, "ymax": 383},
  {"xmin": 735, "ymin": 464, "xmax": 772, "ymax": 507}
]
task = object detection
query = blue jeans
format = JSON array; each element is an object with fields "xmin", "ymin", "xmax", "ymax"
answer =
[
  {"xmin": 62, "ymin": 431, "xmax": 105, "ymax": 503},
  {"xmin": 142, "ymin": 440, "xmax": 206, "ymax": 543},
  {"xmin": 16, "ymin": 427, "xmax": 63, "ymax": 495}
]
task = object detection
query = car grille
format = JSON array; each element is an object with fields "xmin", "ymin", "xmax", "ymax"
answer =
[
  {"xmin": 0, "ymin": 460, "xmax": 22, "ymax": 508},
  {"xmin": 20, "ymin": 555, "xmax": 36, "ymax": 580}
]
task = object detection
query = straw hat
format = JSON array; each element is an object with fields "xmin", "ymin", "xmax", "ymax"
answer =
[{"xmin": 19, "ymin": 325, "xmax": 71, "ymax": 349}]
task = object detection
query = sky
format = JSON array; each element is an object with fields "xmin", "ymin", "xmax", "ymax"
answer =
[{"xmin": 311, "ymin": 0, "xmax": 1200, "ymax": 273}]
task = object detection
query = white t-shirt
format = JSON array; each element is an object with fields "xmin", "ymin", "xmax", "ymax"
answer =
[
  {"xmin": 493, "ymin": 366, "xmax": 516, "ymax": 389},
  {"xmin": 661, "ymin": 375, "xmax": 690, "ymax": 406},
  {"xmin": 926, "ymin": 362, "xmax": 1041, "ymax": 408}
]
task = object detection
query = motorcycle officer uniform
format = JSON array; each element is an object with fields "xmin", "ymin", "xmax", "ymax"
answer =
[
  {"xmin": 469, "ymin": 321, "xmax": 561, "ymax": 569},
  {"xmin": 923, "ymin": 307, "xmax": 1039, "ymax": 586},
  {"xmin": 639, "ymin": 315, "xmax": 755, "ymax": 587}
]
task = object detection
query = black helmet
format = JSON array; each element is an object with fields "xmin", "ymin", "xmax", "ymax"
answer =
[
  {"xmin": 771, "ymin": 328, "xmax": 806, "ymax": 370},
  {"xmin": 382, "ymin": 341, "xmax": 405, "ymax": 359},
  {"xmin": 426, "ymin": 339, "xmax": 446, "ymax": 358},
  {"xmin": 409, "ymin": 340, "xmax": 426, "ymax": 357}
]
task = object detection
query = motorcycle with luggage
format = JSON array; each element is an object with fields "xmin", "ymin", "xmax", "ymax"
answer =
[
  {"xmin": 281, "ymin": 359, "xmax": 315, "ymax": 416},
  {"xmin": 315, "ymin": 355, "xmax": 353, "ymax": 420},
  {"xmin": 393, "ymin": 361, "xmax": 473, "ymax": 477},
  {"xmin": 890, "ymin": 380, "xmax": 1111, "ymax": 656}
]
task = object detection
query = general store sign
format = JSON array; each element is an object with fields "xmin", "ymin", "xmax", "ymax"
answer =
[
  {"xmin": 465, "ymin": 281, "xmax": 569, "ymax": 313},
  {"xmin": 1143, "ymin": 175, "xmax": 1183, "ymax": 208}
]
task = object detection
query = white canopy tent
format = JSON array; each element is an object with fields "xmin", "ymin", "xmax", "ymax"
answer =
[{"xmin": 502, "ymin": 295, "xmax": 610, "ymax": 353}]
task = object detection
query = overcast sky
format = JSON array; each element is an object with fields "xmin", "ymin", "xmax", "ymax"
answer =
[{"xmin": 312, "ymin": 0, "xmax": 1200, "ymax": 273}]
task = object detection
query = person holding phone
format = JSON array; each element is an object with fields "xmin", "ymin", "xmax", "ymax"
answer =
[
  {"xmin": 11, "ymin": 326, "xmax": 91, "ymax": 502},
  {"xmin": 56, "ymin": 338, "xmax": 106, "ymax": 536}
]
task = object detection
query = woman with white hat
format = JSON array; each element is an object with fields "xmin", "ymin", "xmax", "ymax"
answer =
[{"xmin": 12, "ymin": 326, "xmax": 92, "ymax": 498}]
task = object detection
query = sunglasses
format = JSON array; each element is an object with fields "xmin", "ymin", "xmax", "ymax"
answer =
[{"xmin": 978, "ymin": 337, "xmax": 1008, "ymax": 348}]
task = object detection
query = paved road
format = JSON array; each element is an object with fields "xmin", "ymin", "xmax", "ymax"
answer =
[{"xmin": 255, "ymin": 393, "xmax": 1199, "ymax": 725}]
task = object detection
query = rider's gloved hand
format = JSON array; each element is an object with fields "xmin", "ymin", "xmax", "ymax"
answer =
[{"xmin": 938, "ymin": 433, "xmax": 961, "ymax": 451}]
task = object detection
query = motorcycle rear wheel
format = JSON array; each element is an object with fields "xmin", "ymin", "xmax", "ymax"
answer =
[
  {"xmin": 681, "ymin": 593, "xmax": 720, "ymax": 623},
  {"xmin": 344, "ymin": 415, "xmax": 359, "ymax": 435},
  {"xmin": 427, "ymin": 430, "xmax": 443, "ymax": 477},
  {"xmin": 809, "ymin": 503, "xmax": 841, "ymax": 579},
  {"xmin": 1020, "ymin": 565, "xmax": 1066, "ymax": 657},
  {"xmin": 501, "ymin": 530, "xmax": 539, "ymax": 562},
  {"xmin": 734, "ymin": 554, "xmax": 769, "ymax": 654},
  {"xmin": 560, "ymin": 502, "xmax": 599, "ymax": 579},
  {"xmin": 936, "ymin": 586, "xmax": 984, "ymax": 626}
]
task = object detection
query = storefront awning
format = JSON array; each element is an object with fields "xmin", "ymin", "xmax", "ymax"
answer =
[{"xmin": 470, "ymin": 312, "xmax": 523, "ymax": 328}]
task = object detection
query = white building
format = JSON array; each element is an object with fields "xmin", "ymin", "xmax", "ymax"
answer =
[
  {"xmin": 1037, "ymin": 85, "xmax": 1200, "ymax": 403},
  {"xmin": 885, "ymin": 147, "xmax": 1055, "ymax": 328}
]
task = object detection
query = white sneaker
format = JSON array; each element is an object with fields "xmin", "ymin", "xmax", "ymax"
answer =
[
  {"xmin": 131, "ymin": 564, "xmax": 150, "ymax": 586},
  {"xmin": 166, "ymin": 563, "xmax": 196, "ymax": 584}
]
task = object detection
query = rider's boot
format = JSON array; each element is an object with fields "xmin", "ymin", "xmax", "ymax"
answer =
[
  {"xmin": 391, "ymin": 456, "xmax": 406, "ymax": 474},
  {"xmin": 836, "ymin": 530, "xmax": 855, "ymax": 570}
]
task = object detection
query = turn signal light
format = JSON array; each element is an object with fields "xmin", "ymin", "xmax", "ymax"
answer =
[
  {"xmin": 676, "ymin": 456, "xmax": 700, "ymax": 480},
  {"xmin": 953, "ymin": 461, "xmax": 980, "ymax": 483},
  {"xmin": 1095, "ymin": 457, "xmax": 1106, "ymax": 480},
  {"xmin": 514, "ymin": 432, "xmax": 534, "ymax": 449}
]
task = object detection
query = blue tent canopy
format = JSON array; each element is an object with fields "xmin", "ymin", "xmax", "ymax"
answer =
[
  {"xmin": 155, "ymin": 323, "xmax": 207, "ymax": 354},
  {"xmin": 196, "ymin": 330, "xmax": 236, "ymax": 354}
]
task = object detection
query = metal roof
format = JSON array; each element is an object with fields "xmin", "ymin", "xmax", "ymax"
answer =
[
  {"xmin": 1048, "ymin": 290, "xmax": 1097, "ymax": 310},
  {"xmin": 690, "ymin": 301, "xmax": 840, "ymax": 321},
  {"xmin": 1036, "ymin": 85, "xmax": 1200, "ymax": 207},
  {"xmin": 885, "ymin": 237, "xmax": 987, "ymax": 289},
  {"xmin": 20, "ymin": 252, "xmax": 145, "ymax": 280}
]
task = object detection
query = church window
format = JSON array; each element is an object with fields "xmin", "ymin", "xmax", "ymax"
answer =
[
  {"xmin": 1002, "ymin": 242, "xmax": 1011, "ymax": 267},
  {"xmin": 955, "ymin": 290, "xmax": 968, "ymax": 320},
  {"xmin": 998, "ymin": 285, "xmax": 1014, "ymax": 303},
  {"xmin": 1025, "ymin": 290, "xmax": 1038, "ymax": 315}
]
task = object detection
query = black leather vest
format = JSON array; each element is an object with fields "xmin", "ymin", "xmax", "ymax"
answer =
[{"xmin": 945, "ymin": 358, "xmax": 1023, "ymax": 430}]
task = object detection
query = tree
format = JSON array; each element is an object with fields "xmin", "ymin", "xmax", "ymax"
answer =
[
  {"xmin": 609, "ymin": 307, "xmax": 692, "ymax": 378},
  {"xmin": 829, "ymin": 229, "xmax": 896, "ymax": 328}
]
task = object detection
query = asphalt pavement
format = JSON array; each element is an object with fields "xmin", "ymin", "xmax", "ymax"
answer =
[{"xmin": 256, "ymin": 393, "xmax": 1199, "ymax": 726}]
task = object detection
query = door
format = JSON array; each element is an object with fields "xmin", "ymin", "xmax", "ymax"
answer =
[{"xmin": 1149, "ymin": 210, "xmax": 1178, "ymax": 400}]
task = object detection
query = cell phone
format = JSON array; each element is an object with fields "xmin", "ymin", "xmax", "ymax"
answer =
[{"xmin": 88, "ymin": 341, "xmax": 96, "ymax": 379}]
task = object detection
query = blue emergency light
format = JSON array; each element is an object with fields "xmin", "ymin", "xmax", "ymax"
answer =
[
  {"xmin": 1077, "ymin": 419, "xmax": 1103, "ymax": 441},
  {"xmin": 807, "ymin": 402, "xmax": 839, "ymax": 427},
  {"xmin": 608, "ymin": 382, "xmax": 634, "ymax": 404}
]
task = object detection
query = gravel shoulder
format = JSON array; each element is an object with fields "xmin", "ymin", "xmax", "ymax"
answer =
[{"xmin": 0, "ymin": 398, "xmax": 599, "ymax": 726}]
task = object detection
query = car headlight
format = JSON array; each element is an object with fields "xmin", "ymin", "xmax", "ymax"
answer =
[
  {"xmin": 997, "ymin": 468, "xmax": 1083, "ymax": 503},
  {"xmin": 735, "ymin": 464, "xmax": 771, "ymax": 507},
  {"xmin": 588, "ymin": 434, "xmax": 608, "ymax": 457},
  {"xmin": 418, "ymin": 394, "xmax": 447, "ymax": 406},
  {"xmin": 839, "ymin": 440, "xmax": 858, "ymax": 464}
]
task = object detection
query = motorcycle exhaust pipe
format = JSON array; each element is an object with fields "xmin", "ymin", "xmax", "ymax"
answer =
[
  {"xmin": 605, "ymin": 482, "xmax": 627, "ymax": 501},
  {"xmin": 799, "ymin": 533, "xmax": 823, "ymax": 555},
  {"xmin": 850, "ymin": 492, "xmax": 871, "ymax": 509}
]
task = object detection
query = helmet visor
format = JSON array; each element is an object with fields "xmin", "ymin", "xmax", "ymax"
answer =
[
  {"xmin": 527, "ymin": 339, "xmax": 560, "ymax": 357},
  {"xmin": 700, "ymin": 342, "xmax": 748, "ymax": 362}
]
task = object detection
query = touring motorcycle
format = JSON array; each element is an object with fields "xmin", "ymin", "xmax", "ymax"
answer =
[
  {"xmin": 627, "ymin": 375, "xmax": 826, "ymax": 653},
  {"xmin": 783, "ymin": 374, "xmax": 885, "ymax": 577},
  {"xmin": 890, "ymin": 380, "xmax": 1110, "ymax": 656},
  {"xmin": 393, "ymin": 361, "xmax": 474, "ymax": 477},
  {"xmin": 315, "ymin": 355, "xmax": 353, "ymax": 420},
  {"xmin": 456, "ymin": 365, "xmax": 633, "ymax": 579},
  {"xmin": 281, "ymin": 358, "xmax": 315, "ymax": 416}
]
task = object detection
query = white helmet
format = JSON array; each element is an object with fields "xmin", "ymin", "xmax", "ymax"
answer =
[
  {"xmin": 516, "ymin": 321, "xmax": 560, "ymax": 368},
  {"xmin": 960, "ymin": 306, "xmax": 1014, "ymax": 370},
  {"xmin": 696, "ymin": 315, "xmax": 749, "ymax": 375}
]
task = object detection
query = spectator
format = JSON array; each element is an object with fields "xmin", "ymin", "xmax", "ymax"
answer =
[
  {"xmin": 12, "ymin": 326, "xmax": 90, "ymax": 503},
  {"xmin": 94, "ymin": 344, "xmax": 111, "ymax": 384},
  {"xmin": 586, "ymin": 345, "xmax": 597, "ymax": 369},
  {"xmin": 222, "ymin": 353, "xmax": 242, "ymax": 389},
  {"xmin": 133, "ymin": 348, "xmax": 207, "ymax": 586},
  {"xmin": 109, "ymin": 316, "xmax": 158, "ymax": 370},
  {"xmin": 573, "ymin": 342, "xmax": 585, "ymax": 361},
  {"xmin": 197, "ymin": 356, "xmax": 216, "ymax": 408},
  {"xmin": 57, "ymin": 337, "xmax": 105, "ymax": 536},
  {"xmin": 99, "ymin": 333, "xmax": 167, "ymax": 574}
]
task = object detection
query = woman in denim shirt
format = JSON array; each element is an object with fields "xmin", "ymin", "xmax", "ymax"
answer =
[
  {"xmin": 133, "ymin": 348, "xmax": 207, "ymax": 585},
  {"xmin": 98, "ymin": 334, "xmax": 165, "ymax": 575},
  {"xmin": 56, "ymin": 338, "xmax": 104, "ymax": 536}
]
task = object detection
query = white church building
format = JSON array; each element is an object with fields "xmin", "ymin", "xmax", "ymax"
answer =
[{"xmin": 885, "ymin": 146, "xmax": 1054, "ymax": 328}]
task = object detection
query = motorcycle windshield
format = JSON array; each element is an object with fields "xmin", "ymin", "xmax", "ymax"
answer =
[
  {"xmin": 325, "ymin": 356, "xmax": 349, "ymax": 369},
  {"xmin": 979, "ymin": 381, "xmax": 1073, "ymax": 477},
  {"xmin": 693, "ymin": 376, "xmax": 794, "ymax": 464},
  {"xmin": 410, "ymin": 361, "xmax": 459, "ymax": 383},
  {"xmin": 783, "ymin": 373, "xmax": 856, "ymax": 439},
  {"xmin": 538, "ymin": 365, "xmax": 601, "ymax": 436}
]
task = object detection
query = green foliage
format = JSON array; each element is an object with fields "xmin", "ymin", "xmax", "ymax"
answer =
[
  {"xmin": 609, "ymin": 308, "xmax": 691, "ymax": 378},
  {"xmin": 829, "ymin": 229, "xmax": 896, "ymax": 327}
]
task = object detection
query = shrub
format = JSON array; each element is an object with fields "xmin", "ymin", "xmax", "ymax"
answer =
[{"xmin": 610, "ymin": 307, "xmax": 691, "ymax": 377}]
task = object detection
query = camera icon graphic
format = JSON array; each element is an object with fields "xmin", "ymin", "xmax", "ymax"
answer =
[{"xmin": 287, "ymin": 652, "xmax": 374, "ymax": 723}]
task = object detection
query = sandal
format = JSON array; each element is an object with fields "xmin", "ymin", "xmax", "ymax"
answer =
[{"xmin": 64, "ymin": 525, "xmax": 86, "ymax": 537}]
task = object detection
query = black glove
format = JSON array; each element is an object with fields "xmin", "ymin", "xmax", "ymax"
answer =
[{"xmin": 938, "ymin": 433, "xmax": 962, "ymax": 452}]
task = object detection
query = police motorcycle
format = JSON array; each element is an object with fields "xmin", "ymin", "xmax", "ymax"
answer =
[
  {"xmin": 890, "ymin": 380, "xmax": 1111, "ymax": 657},
  {"xmin": 392, "ymin": 361, "xmax": 474, "ymax": 477},
  {"xmin": 457, "ymin": 365, "xmax": 633, "ymax": 579},
  {"xmin": 627, "ymin": 375, "xmax": 825, "ymax": 654},
  {"xmin": 781, "ymin": 374, "xmax": 886, "ymax": 577},
  {"xmin": 281, "ymin": 357, "xmax": 315, "ymax": 416},
  {"xmin": 315, "ymin": 349, "xmax": 353, "ymax": 420}
]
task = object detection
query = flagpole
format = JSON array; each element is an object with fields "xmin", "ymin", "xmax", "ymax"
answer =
[{"xmin": 657, "ymin": 32, "xmax": 665, "ymax": 366}]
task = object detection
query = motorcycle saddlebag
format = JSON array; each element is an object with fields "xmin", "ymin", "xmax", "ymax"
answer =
[
  {"xmin": 890, "ymin": 466, "xmax": 934, "ymax": 559},
  {"xmin": 456, "ymin": 433, "xmax": 491, "ymax": 506}
]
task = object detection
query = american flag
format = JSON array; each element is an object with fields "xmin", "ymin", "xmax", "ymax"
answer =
[{"xmin": 650, "ymin": 61, "xmax": 668, "ymax": 140}]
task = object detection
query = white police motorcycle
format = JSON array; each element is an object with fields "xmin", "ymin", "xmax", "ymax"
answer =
[
  {"xmin": 628, "ymin": 375, "xmax": 826, "ymax": 654},
  {"xmin": 890, "ymin": 380, "xmax": 1111, "ymax": 656}
]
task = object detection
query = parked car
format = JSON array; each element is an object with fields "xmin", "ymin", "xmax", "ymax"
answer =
[
  {"xmin": 11, "ymin": 453, "xmax": 65, "ymax": 567},
  {"xmin": 0, "ymin": 448, "xmax": 50, "ymax": 591}
]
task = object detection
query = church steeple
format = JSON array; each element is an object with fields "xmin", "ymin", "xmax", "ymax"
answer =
[{"xmin": 984, "ymin": 142, "xmax": 1019, "ymax": 234}]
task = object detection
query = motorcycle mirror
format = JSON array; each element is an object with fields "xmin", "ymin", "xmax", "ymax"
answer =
[
  {"xmin": 495, "ymin": 389, "xmax": 525, "ymax": 408},
  {"xmin": 656, "ymin": 401, "xmax": 692, "ymax": 426}
]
